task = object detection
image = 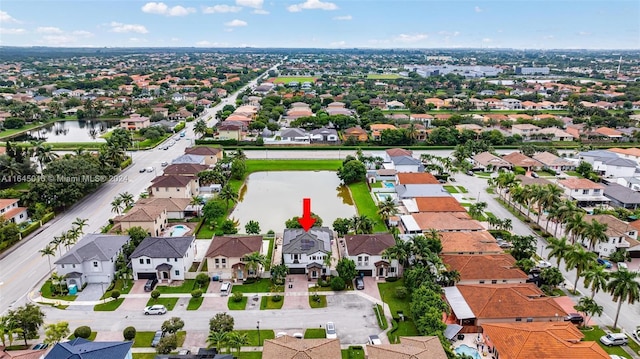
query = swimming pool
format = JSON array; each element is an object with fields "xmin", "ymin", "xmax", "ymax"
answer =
[
  {"xmin": 376, "ymin": 193, "xmax": 397, "ymax": 202},
  {"xmin": 169, "ymin": 225, "xmax": 189, "ymax": 237},
  {"xmin": 383, "ymin": 182, "xmax": 395, "ymax": 188},
  {"xmin": 454, "ymin": 344, "xmax": 481, "ymax": 359}
]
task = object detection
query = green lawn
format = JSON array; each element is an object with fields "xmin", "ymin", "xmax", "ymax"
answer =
[
  {"xmin": 176, "ymin": 331, "xmax": 186, "ymax": 347},
  {"xmin": 341, "ymin": 346, "xmax": 365, "ymax": 359},
  {"xmin": 260, "ymin": 295, "xmax": 284, "ymax": 310},
  {"xmin": 388, "ymin": 320, "xmax": 419, "ymax": 343},
  {"xmin": 374, "ymin": 304, "xmax": 388, "ymax": 330},
  {"xmin": 443, "ymin": 185, "xmax": 459, "ymax": 194},
  {"xmin": 366, "ymin": 74, "xmax": 401, "ymax": 79},
  {"xmin": 236, "ymin": 329, "xmax": 275, "ymax": 346},
  {"xmin": 94, "ymin": 298, "xmax": 124, "ymax": 311},
  {"xmin": 309, "ymin": 295, "xmax": 327, "ymax": 308},
  {"xmin": 237, "ymin": 352, "xmax": 262, "ymax": 359},
  {"xmin": 378, "ymin": 279, "xmax": 411, "ymax": 318},
  {"xmin": 264, "ymin": 237, "xmax": 274, "ymax": 271},
  {"xmin": 272, "ymin": 76, "xmax": 317, "ymax": 84},
  {"xmin": 145, "ymin": 297, "xmax": 179, "ymax": 310},
  {"xmin": 40, "ymin": 281, "xmax": 77, "ymax": 301},
  {"xmin": 228, "ymin": 296, "xmax": 248, "ymax": 310},
  {"xmin": 457, "ymin": 186, "xmax": 469, "ymax": 193},
  {"xmin": 132, "ymin": 331, "xmax": 156, "ymax": 347},
  {"xmin": 581, "ymin": 327, "xmax": 629, "ymax": 356},
  {"xmin": 132, "ymin": 354, "xmax": 157, "ymax": 359},
  {"xmin": 187, "ymin": 297, "xmax": 204, "ymax": 310},
  {"xmin": 231, "ymin": 279, "xmax": 274, "ymax": 293},
  {"xmin": 102, "ymin": 279, "xmax": 133, "ymax": 299},
  {"xmin": 565, "ymin": 171, "xmax": 583, "ymax": 178},
  {"xmin": 156, "ymin": 279, "xmax": 208, "ymax": 294},
  {"xmin": 304, "ymin": 328, "xmax": 326, "ymax": 339},
  {"xmin": 245, "ymin": 159, "xmax": 342, "ymax": 172},
  {"xmin": 348, "ymin": 182, "xmax": 387, "ymax": 232},
  {"xmin": 197, "ymin": 225, "xmax": 216, "ymax": 239}
]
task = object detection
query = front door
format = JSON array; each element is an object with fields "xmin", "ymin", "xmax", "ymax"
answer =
[
  {"xmin": 237, "ymin": 269, "xmax": 243, "ymax": 279},
  {"xmin": 311, "ymin": 270, "xmax": 317, "ymax": 278},
  {"xmin": 162, "ymin": 271, "xmax": 169, "ymax": 279},
  {"xmin": 378, "ymin": 267, "xmax": 385, "ymax": 276}
]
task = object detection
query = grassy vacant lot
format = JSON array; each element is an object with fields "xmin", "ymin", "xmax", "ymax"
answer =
[
  {"xmin": 245, "ymin": 159, "xmax": 342, "ymax": 173},
  {"xmin": 156, "ymin": 279, "xmax": 208, "ymax": 294},
  {"xmin": 348, "ymin": 182, "xmax": 387, "ymax": 232},
  {"xmin": 260, "ymin": 295, "xmax": 284, "ymax": 310},
  {"xmin": 93, "ymin": 298, "xmax": 124, "ymax": 311},
  {"xmin": 377, "ymin": 279, "xmax": 410, "ymax": 318},
  {"xmin": 341, "ymin": 346, "xmax": 365, "ymax": 359},
  {"xmin": 304, "ymin": 328, "xmax": 326, "ymax": 339},
  {"xmin": 309, "ymin": 295, "xmax": 327, "ymax": 308},
  {"xmin": 366, "ymin": 74, "xmax": 401, "ymax": 79},
  {"xmin": 40, "ymin": 281, "xmax": 77, "ymax": 301},
  {"xmin": 236, "ymin": 329, "xmax": 275, "ymax": 346},
  {"xmin": 231, "ymin": 279, "xmax": 274, "ymax": 293},
  {"xmin": 228, "ymin": 296, "xmax": 248, "ymax": 310},
  {"xmin": 272, "ymin": 77, "xmax": 317, "ymax": 84},
  {"xmin": 145, "ymin": 297, "xmax": 179, "ymax": 310},
  {"xmin": 581, "ymin": 327, "xmax": 629, "ymax": 357},
  {"xmin": 187, "ymin": 297, "xmax": 203, "ymax": 310}
]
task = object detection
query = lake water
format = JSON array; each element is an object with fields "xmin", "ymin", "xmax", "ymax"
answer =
[
  {"xmin": 229, "ymin": 171, "xmax": 356, "ymax": 233},
  {"xmin": 18, "ymin": 120, "xmax": 119, "ymax": 142}
]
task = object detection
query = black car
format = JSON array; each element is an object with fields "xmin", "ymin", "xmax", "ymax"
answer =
[
  {"xmin": 564, "ymin": 313, "xmax": 584, "ymax": 324},
  {"xmin": 355, "ymin": 277, "xmax": 364, "ymax": 290},
  {"xmin": 151, "ymin": 330, "xmax": 164, "ymax": 347},
  {"xmin": 144, "ymin": 278, "xmax": 158, "ymax": 292}
]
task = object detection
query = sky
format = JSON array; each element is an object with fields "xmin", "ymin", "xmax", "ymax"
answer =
[{"xmin": 0, "ymin": 0, "xmax": 638, "ymax": 49}]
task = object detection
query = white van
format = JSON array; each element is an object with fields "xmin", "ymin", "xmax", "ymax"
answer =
[{"xmin": 220, "ymin": 282, "xmax": 232, "ymax": 296}]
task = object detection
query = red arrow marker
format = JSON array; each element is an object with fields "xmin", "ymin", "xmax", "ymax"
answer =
[{"xmin": 297, "ymin": 198, "xmax": 316, "ymax": 232}]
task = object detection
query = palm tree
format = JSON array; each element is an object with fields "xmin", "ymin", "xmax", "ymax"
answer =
[
  {"xmin": 34, "ymin": 143, "xmax": 58, "ymax": 172},
  {"xmin": 226, "ymin": 331, "xmax": 248, "ymax": 356},
  {"xmin": 501, "ymin": 218, "xmax": 513, "ymax": 232},
  {"xmin": 546, "ymin": 237, "xmax": 571, "ymax": 267},
  {"xmin": 574, "ymin": 296, "xmax": 603, "ymax": 328},
  {"xmin": 383, "ymin": 238, "xmax": 411, "ymax": 276},
  {"xmin": 219, "ymin": 185, "xmax": 239, "ymax": 210},
  {"xmin": 540, "ymin": 184, "xmax": 563, "ymax": 229},
  {"xmin": 607, "ymin": 269, "xmax": 640, "ymax": 330},
  {"xmin": 581, "ymin": 219, "xmax": 608, "ymax": 251},
  {"xmin": 528, "ymin": 184, "xmax": 548, "ymax": 225},
  {"xmin": 495, "ymin": 171, "xmax": 516, "ymax": 200},
  {"xmin": 111, "ymin": 197, "xmax": 124, "ymax": 215},
  {"xmin": 564, "ymin": 212, "xmax": 586, "ymax": 244},
  {"xmin": 468, "ymin": 201, "xmax": 487, "ymax": 220},
  {"xmin": 39, "ymin": 245, "xmax": 55, "ymax": 271},
  {"xmin": 194, "ymin": 119, "xmax": 208, "ymax": 138},
  {"xmin": 564, "ymin": 245, "xmax": 597, "ymax": 292},
  {"xmin": 243, "ymin": 252, "xmax": 266, "ymax": 278},
  {"xmin": 553, "ymin": 200, "xmax": 579, "ymax": 238},
  {"xmin": 72, "ymin": 217, "xmax": 88, "ymax": 236},
  {"xmin": 118, "ymin": 192, "xmax": 135, "ymax": 209},
  {"xmin": 50, "ymin": 237, "xmax": 63, "ymax": 258},
  {"xmin": 206, "ymin": 331, "xmax": 228, "ymax": 352},
  {"xmin": 582, "ymin": 265, "xmax": 610, "ymax": 298},
  {"xmin": 350, "ymin": 215, "xmax": 374, "ymax": 234},
  {"xmin": 190, "ymin": 196, "xmax": 203, "ymax": 217},
  {"xmin": 323, "ymin": 251, "xmax": 332, "ymax": 274},
  {"xmin": 377, "ymin": 197, "xmax": 397, "ymax": 225}
]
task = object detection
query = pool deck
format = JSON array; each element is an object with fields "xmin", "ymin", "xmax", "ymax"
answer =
[
  {"xmin": 160, "ymin": 222, "xmax": 197, "ymax": 237},
  {"xmin": 452, "ymin": 333, "xmax": 495, "ymax": 359}
]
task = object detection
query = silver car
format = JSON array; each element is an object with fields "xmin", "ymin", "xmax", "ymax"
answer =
[
  {"xmin": 326, "ymin": 322, "xmax": 337, "ymax": 339},
  {"xmin": 144, "ymin": 304, "xmax": 167, "ymax": 315}
]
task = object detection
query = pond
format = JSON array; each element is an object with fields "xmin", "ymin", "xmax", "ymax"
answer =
[
  {"xmin": 15, "ymin": 120, "xmax": 119, "ymax": 142},
  {"xmin": 229, "ymin": 171, "xmax": 356, "ymax": 233}
]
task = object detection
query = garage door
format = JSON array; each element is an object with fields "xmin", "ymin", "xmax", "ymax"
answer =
[
  {"xmin": 86, "ymin": 275, "xmax": 110, "ymax": 283},
  {"xmin": 137, "ymin": 272, "xmax": 157, "ymax": 280},
  {"xmin": 288, "ymin": 268, "xmax": 306, "ymax": 274},
  {"xmin": 359, "ymin": 270, "xmax": 373, "ymax": 277}
]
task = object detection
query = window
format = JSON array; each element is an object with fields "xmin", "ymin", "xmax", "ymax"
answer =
[
  {"xmin": 139, "ymin": 259, "xmax": 144, "ymax": 264},
  {"xmin": 594, "ymin": 189, "xmax": 601, "ymax": 194},
  {"xmin": 93, "ymin": 261, "xmax": 98, "ymax": 268},
  {"xmin": 221, "ymin": 259, "xmax": 226, "ymax": 264},
  {"xmin": 175, "ymin": 270, "xmax": 180, "ymax": 276},
  {"xmin": 174, "ymin": 258, "xmax": 178, "ymax": 262},
  {"xmin": 167, "ymin": 258, "xmax": 170, "ymax": 262},
  {"xmin": 61, "ymin": 264, "xmax": 65, "ymax": 268},
  {"xmin": 515, "ymin": 318, "xmax": 522, "ymax": 322},
  {"xmin": 491, "ymin": 280, "xmax": 497, "ymax": 284},
  {"xmin": 72, "ymin": 264, "xmax": 75, "ymax": 268},
  {"xmin": 215, "ymin": 259, "xmax": 219, "ymax": 264},
  {"xmin": 146, "ymin": 259, "xmax": 151, "ymax": 264},
  {"xmin": 526, "ymin": 318, "xmax": 533, "ymax": 322},
  {"xmin": 389, "ymin": 267, "xmax": 395, "ymax": 273},
  {"xmin": 582, "ymin": 189, "xmax": 589, "ymax": 195},
  {"xmin": 479, "ymin": 280, "xmax": 485, "ymax": 284}
]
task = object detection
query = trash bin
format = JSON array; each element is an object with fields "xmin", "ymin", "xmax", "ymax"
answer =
[{"xmin": 68, "ymin": 284, "xmax": 77, "ymax": 295}]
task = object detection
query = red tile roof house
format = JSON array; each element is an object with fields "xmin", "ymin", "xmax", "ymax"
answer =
[
  {"xmin": 205, "ymin": 235, "xmax": 264, "ymax": 281},
  {"xmin": 343, "ymin": 233, "xmax": 399, "ymax": 278},
  {"xmin": 502, "ymin": 152, "xmax": 543, "ymax": 171},
  {"xmin": 401, "ymin": 197, "xmax": 467, "ymax": 213},
  {"xmin": 472, "ymin": 152, "xmax": 512, "ymax": 172},
  {"xmin": 396, "ymin": 172, "xmax": 440, "ymax": 185},
  {"xmin": 441, "ymin": 254, "xmax": 528, "ymax": 284},
  {"xmin": 0, "ymin": 198, "xmax": 29, "ymax": 224},
  {"xmin": 444, "ymin": 283, "xmax": 568, "ymax": 330},
  {"xmin": 481, "ymin": 322, "xmax": 609, "ymax": 359},
  {"xmin": 439, "ymin": 231, "xmax": 503, "ymax": 255},
  {"xmin": 557, "ymin": 178, "xmax": 610, "ymax": 209},
  {"xmin": 399, "ymin": 212, "xmax": 484, "ymax": 235}
]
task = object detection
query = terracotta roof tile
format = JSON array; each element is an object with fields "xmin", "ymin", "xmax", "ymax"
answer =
[
  {"xmin": 262, "ymin": 336, "xmax": 341, "ymax": 359},
  {"xmin": 410, "ymin": 212, "xmax": 482, "ymax": 231},
  {"xmin": 558, "ymin": 178, "xmax": 604, "ymax": 190},
  {"xmin": 368, "ymin": 336, "xmax": 447, "ymax": 359},
  {"xmin": 413, "ymin": 197, "xmax": 467, "ymax": 212},
  {"xmin": 502, "ymin": 152, "xmax": 543, "ymax": 168},
  {"xmin": 205, "ymin": 235, "xmax": 263, "ymax": 258},
  {"xmin": 344, "ymin": 233, "xmax": 395, "ymax": 256},
  {"xmin": 396, "ymin": 173, "xmax": 439, "ymax": 184},
  {"xmin": 440, "ymin": 231, "xmax": 503, "ymax": 254},
  {"xmin": 386, "ymin": 148, "xmax": 413, "ymax": 157},
  {"xmin": 441, "ymin": 254, "xmax": 528, "ymax": 281}
]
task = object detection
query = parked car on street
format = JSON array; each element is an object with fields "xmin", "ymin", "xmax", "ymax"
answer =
[
  {"xmin": 597, "ymin": 258, "xmax": 612, "ymax": 269},
  {"xmin": 144, "ymin": 304, "xmax": 167, "ymax": 315},
  {"xmin": 368, "ymin": 335, "xmax": 382, "ymax": 345},
  {"xmin": 564, "ymin": 313, "xmax": 584, "ymax": 324},
  {"xmin": 326, "ymin": 322, "xmax": 337, "ymax": 339},
  {"xmin": 151, "ymin": 330, "xmax": 164, "ymax": 347},
  {"xmin": 600, "ymin": 333, "xmax": 628, "ymax": 346}
]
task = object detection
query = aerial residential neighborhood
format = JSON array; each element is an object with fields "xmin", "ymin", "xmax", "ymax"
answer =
[{"xmin": 0, "ymin": 1, "xmax": 639, "ymax": 358}]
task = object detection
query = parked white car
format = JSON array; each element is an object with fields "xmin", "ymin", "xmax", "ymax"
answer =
[
  {"xmin": 144, "ymin": 304, "xmax": 167, "ymax": 315},
  {"xmin": 326, "ymin": 322, "xmax": 337, "ymax": 339},
  {"xmin": 618, "ymin": 262, "xmax": 629, "ymax": 271}
]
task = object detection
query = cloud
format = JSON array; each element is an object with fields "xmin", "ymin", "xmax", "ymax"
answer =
[
  {"xmin": 438, "ymin": 30, "xmax": 460, "ymax": 37},
  {"xmin": 578, "ymin": 31, "xmax": 591, "ymax": 36},
  {"xmin": 225, "ymin": 19, "xmax": 248, "ymax": 27},
  {"xmin": 253, "ymin": 9, "xmax": 269, "ymax": 14},
  {"xmin": 394, "ymin": 33, "xmax": 428, "ymax": 43},
  {"xmin": 0, "ymin": 11, "xmax": 20, "ymax": 24},
  {"xmin": 195, "ymin": 40, "xmax": 228, "ymax": 47},
  {"xmin": 0, "ymin": 28, "xmax": 27, "ymax": 35},
  {"xmin": 333, "ymin": 15, "xmax": 352, "ymax": 20},
  {"xmin": 203, "ymin": 5, "xmax": 242, "ymax": 13},
  {"xmin": 544, "ymin": 35, "xmax": 555, "ymax": 39},
  {"xmin": 330, "ymin": 40, "xmax": 346, "ymax": 46},
  {"xmin": 110, "ymin": 22, "xmax": 149, "ymax": 34},
  {"xmin": 72, "ymin": 30, "xmax": 94, "ymax": 37},
  {"xmin": 141, "ymin": 2, "xmax": 195, "ymax": 16},
  {"xmin": 41, "ymin": 35, "xmax": 79, "ymax": 45},
  {"xmin": 36, "ymin": 27, "xmax": 63, "ymax": 34},
  {"xmin": 474, "ymin": 6, "xmax": 483, "ymax": 12},
  {"xmin": 236, "ymin": 0, "xmax": 263, "ymax": 8},
  {"xmin": 287, "ymin": 0, "xmax": 338, "ymax": 12},
  {"xmin": 129, "ymin": 37, "xmax": 148, "ymax": 43},
  {"xmin": 482, "ymin": 38, "xmax": 492, "ymax": 43}
]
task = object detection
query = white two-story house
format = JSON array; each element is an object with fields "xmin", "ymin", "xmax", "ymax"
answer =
[
  {"xmin": 557, "ymin": 178, "xmax": 610, "ymax": 209},
  {"xmin": 282, "ymin": 227, "xmax": 333, "ymax": 279},
  {"xmin": 54, "ymin": 234, "xmax": 130, "ymax": 288},
  {"xmin": 584, "ymin": 214, "xmax": 638, "ymax": 257},
  {"xmin": 343, "ymin": 233, "xmax": 399, "ymax": 278},
  {"xmin": 130, "ymin": 236, "xmax": 196, "ymax": 282}
]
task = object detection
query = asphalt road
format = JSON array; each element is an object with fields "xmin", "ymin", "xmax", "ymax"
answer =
[{"xmin": 0, "ymin": 62, "xmax": 281, "ymax": 315}]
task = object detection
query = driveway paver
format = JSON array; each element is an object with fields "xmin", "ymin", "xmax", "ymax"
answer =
[
  {"xmin": 200, "ymin": 296, "xmax": 229, "ymax": 311},
  {"xmin": 282, "ymin": 275, "xmax": 310, "ymax": 309},
  {"xmin": 361, "ymin": 277, "xmax": 382, "ymax": 302}
]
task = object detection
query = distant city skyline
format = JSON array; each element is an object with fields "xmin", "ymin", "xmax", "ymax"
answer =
[{"xmin": 1, "ymin": 0, "xmax": 638, "ymax": 50}]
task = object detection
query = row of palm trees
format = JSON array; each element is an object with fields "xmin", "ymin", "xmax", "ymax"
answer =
[
  {"xmin": 546, "ymin": 237, "xmax": 640, "ymax": 330},
  {"xmin": 39, "ymin": 217, "xmax": 89, "ymax": 271},
  {"xmin": 110, "ymin": 192, "xmax": 135, "ymax": 216},
  {"xmin": 206, "ymin": 330, "xmax": 248, "ymax": 356},
  {"xmin": 492, "ymin": 172, "xmax": 610, "ymax": 250}
]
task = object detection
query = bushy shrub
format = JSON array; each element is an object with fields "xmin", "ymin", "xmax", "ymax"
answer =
[
  {"xmin": 271, "ymin": 294, "xmax": 282, "ymax": 302},
  {"xmin": 191, "ymin": 289, "xmax": 203, "ymax": 299},
  {"xmin": 73, "ymin": 326, "xmax": 92, "ymax": 339},
  {"xmin": 232, "ymin": 292, "xmax": 243, "ymax": 302},
  {"xmin": 110, "ymin": 290, "xmax": 121, "ymax": 300},
  {"xmin": 330, "ymin": 277, "xmax": 346, "ymax": 291},
  {"xmin": 151, "ymin": 290, "xmax": 161, "ymax": 301},
  {"xmin": 395, "ymin": 286, "xmax": 408, "ymax": 299},
  {"xmin": 385, "ymin": 276, "xmax": 399, "ymax": 282},
  {"xmin": 123, "ymin": 326, "xmax": 136, "ymax": 341}
]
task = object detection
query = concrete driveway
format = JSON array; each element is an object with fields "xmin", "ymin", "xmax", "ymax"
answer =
[
  {"xmin": 66, "ymin": 284, "xmax": 105, "ymax": 311},
  {"xmin": 282, "ymin": 275, "xmax": 310, "ymax": 310}
]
